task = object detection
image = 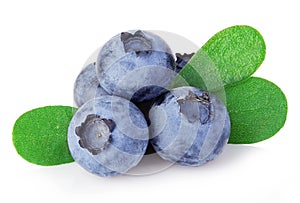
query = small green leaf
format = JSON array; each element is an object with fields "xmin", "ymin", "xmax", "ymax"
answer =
[
  {"xmin": 224, "ymin": 77, "xmax": 288, "ymax": 144},
  {"xmin": 172, "ymin": 25, "xmax": 266, "ymax": 90},
  {"xmin": 13, "ymin": 106, "xmax": 76, "ymax": 166}
]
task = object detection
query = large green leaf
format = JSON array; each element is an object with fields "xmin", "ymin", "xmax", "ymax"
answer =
[
  {"xmin": 172, "ymin": 25, "xmax": 266, "ymax": 90},
  {"xmin": 225, "ymin": 77, "xmax": 287, "ymax": 144},
  {"xmin": 13, "ymin": 106, "xmax": 76, "ymax": 166}
]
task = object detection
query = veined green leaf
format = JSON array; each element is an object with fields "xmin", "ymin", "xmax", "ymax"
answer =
[
  {"xmin": 13, "ymin": 106, "xmax": 76, "ymax": 166},
  {"xmin": 225, "ymin": 77, "xmax": 287, "ymax": 144},
  {"xmin": 172, "ymin": 25, "xmax": 266, "ymax": 90}
]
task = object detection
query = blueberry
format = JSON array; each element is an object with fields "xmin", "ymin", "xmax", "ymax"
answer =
[
  {"xmin": 73, "ymin": 63, "xmax": 108, "ymax": 107},
  {"xmin": 68, "ymin": 95, "xmax": 149, "ymax": 177},
  {"xmin": 149, "ymin": 86, "xmax": 230, "ymax": 166},
  {"xmin": 96, "ymin": 30, "xmax": 176, "ymax": 102},
  {"xmin": 175, "ymin": 53, "xmax": 194, "ymax": 73}
]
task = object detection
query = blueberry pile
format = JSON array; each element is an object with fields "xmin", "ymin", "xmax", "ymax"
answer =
[{"xmin": 70, "ymin": 30, "xmax": 230, "ymax": 177}]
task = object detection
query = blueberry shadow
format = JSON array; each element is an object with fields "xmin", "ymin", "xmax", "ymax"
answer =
[
  {"xmin": 125, "ymin": 152, "xmax": 174, "ymax": 176},
  {"xmin": 35, "ymin": 144, "xmax": 263, "ymax": 181}
]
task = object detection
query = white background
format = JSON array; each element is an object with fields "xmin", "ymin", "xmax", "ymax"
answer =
[{"xmin": 0, "ymin": 0, "xmax": 299, "ymax": 202}]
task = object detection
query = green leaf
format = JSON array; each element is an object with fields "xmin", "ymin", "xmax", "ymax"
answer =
[
  {"xmin": 224, "ymin": 77, "xmax": 288, "ymax": 144},
  {"xmin": 13, "ymin": 106, "xmax": 76, "ymax": 166},
  {"xmin": 172, "ymin": 25, "xmax": 266, "ymax": 90}
]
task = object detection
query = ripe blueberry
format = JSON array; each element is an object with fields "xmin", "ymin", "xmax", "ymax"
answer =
[
  {"xmin": 68, "ymin": 95, "xmax": 149, "ymax": 176},
  {"xmin": 96, "ymin": 30, "xmax": 176, "ymax": 102},
  {"xmin": 73, "ymin": 63, "xmax": 108, "ymax": 107},
  {"xmin": 149, "ymin": 86, "xmax": 230, "ymax": 166}
]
